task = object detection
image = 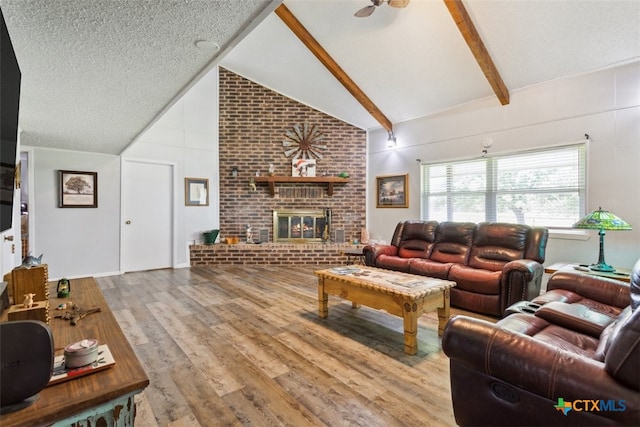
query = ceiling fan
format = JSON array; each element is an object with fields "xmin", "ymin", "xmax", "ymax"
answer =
[{"xmin": 354, "ymin": 0, "xmax": 410, "ymax": 18}]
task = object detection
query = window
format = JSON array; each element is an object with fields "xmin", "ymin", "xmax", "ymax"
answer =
[{"xmin": 420, "ymin": 144, "xmax": 586, "ymax": 228}]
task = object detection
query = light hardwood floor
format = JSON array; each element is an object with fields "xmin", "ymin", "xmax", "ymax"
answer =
[{"xmin": 97, "ymin": 265, "xmax": 493, "ymax": 427}]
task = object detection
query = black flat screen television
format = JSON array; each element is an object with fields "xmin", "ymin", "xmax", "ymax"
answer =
[{"xmin": 0, "ymin": 6, "xmax": 21, "ymax": 233}]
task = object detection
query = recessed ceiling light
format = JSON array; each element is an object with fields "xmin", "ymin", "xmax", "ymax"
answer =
[{"xmin": 194, "ymin": 40, "xmax": 220, "ymax": 52}]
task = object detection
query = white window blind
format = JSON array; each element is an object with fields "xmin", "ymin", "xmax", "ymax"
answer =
[{"xmin": 420, "ymin": 144, "xmax": 586, "ymax": 228}]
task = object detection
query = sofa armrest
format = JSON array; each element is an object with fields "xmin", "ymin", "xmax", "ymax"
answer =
[
  {"xmin": 442, "ymin": 315, "xmax": 638, "ymax": 403},
  {"xmin": 535, "ymin": 301, "xmax": 615, "ymax": 337},
  {"xmin": 363, "ymin": 244, "xmax": 397, "ymax": 266},
  {"xmin": 543, "ymin": 271, "xmax": 630, "ymax": 309},
  {"xmin": 501, "ymin": 259, "xmax": 544, "ymax": 308}
]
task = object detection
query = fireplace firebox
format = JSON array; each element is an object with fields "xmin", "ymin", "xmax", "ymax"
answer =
[{"xmin": 273, "ymin": 210, "xmax": 330, "ymax": 243}]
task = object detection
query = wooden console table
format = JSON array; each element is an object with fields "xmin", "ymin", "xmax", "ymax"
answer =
[{"xmin": 0, "ymin": 277, "xmax": 149, "ymax": 426}]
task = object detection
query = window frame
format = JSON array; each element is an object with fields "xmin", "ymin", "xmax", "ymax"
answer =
[{"xmin": 420, "ymin": 144, "xmax": 587, "ymax": 229}]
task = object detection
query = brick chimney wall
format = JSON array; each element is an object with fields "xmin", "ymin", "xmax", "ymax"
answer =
[{"xmin": 218, "ymin": 68, "xmax": 366, "ymax": 243}]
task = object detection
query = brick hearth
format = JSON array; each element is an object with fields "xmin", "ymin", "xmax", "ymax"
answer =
[{"xmin": 190, "ymin": 243, "xmax": 363, "ymax": 266}]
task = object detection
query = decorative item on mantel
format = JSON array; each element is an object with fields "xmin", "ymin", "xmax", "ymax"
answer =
[
  {"xmin": 292, "ymin": 159, "xmax": 316, "ymax": 177},
  {"xmin": 572, "ymin": 207, "xmax": 632, "ymax": 272},
  {"xmin": 203, "ymin": 229, "xmax": 219, "ymax": 245}
]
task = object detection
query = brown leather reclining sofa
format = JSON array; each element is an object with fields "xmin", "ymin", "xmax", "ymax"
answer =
[
  {"xmin": 442, "ymin": 258, "xmax": 640, "ymax": 426},
  {"xmin": 363, "ymin": 220, "xmax": 548, "ymax": 317}
]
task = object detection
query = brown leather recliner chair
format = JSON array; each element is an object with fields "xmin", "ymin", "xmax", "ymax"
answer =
[{"xmin": 441, "ymin": 259, "xmax": 640, "ymax": 426}]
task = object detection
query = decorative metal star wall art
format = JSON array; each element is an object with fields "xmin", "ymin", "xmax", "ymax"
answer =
[{"xmin": 282, "ymin": 123, "xmax": 327, "ymax": 160}]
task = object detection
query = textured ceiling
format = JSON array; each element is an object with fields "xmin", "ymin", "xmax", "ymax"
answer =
[
  {"xmin": 1, "ymin": 0, "xmax": 639, "ymax": 155},
  {"xmin": 0, "ymin": 0, "xmax": 278, "ymax": 154}
]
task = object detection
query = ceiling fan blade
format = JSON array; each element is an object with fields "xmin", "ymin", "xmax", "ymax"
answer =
[
  {"xmin": 388, "ymin": 0, "xmax": 410, "ymax": 8},
  {"xmin": 354, "ymin": 5, "xmax": 376, "ymax": 17}
]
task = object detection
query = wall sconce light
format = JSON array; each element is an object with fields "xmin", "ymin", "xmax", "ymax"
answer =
[
  {"xmin": 387, "ymin": 130, "xmax": 397, "ymax": 148},
  {"xmin": 231, "ymin": 167, "xmax": 238, "ymax": 178}
]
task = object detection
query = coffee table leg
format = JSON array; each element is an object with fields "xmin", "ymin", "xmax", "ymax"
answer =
[
  {"xmin": 318, "ymin": 278, "xmax": 328, "ymax": 318},
  {"xmin": 403, "ymin": 301, "xmax": 418, "ymax": 355},
  {"xmin": 437, "ymin": 289, "xmax": 451, "ymax": 337}
]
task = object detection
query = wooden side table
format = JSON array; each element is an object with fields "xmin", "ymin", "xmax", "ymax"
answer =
[
  {"xmin": 340, "ymin": 248, "xmax": 364, "ymax": 265},
  {"xmin": 544, "ymin": 262, "xmax": 631, "ymax": 283}
]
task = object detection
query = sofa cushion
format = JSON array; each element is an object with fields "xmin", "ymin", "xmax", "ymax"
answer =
[
  {"xmin": 534, "ymin": 301, "xmax": 615, "ymax": 338},
  {"xmin": 398, "ymin": 241, "xmax": 432, "ymax": 259},
  {"xmin": 595, "ymin": 306, "xmax": 632, "ymax": 361},
  {"xmin": 448, "ymin": 264, "xmax": 501, "ymax": 295},
  {"xmin": 536, "ymin": 271, "xmax": 630, "ymax": 311},
  {"xmin": 409, "ymin": 259, "xmax": 452, "ymax": 280},
  {"xmin": 604, "ymin": 307, "xmax": 640, "ymax": 390},
  {"xmin": 498, "ymin": 313, "xmax": 600, "ymax": 359},
  {"xmin": 375, "ymin": 254, "xmax": 411, "ymax": 272},
  {"xmin": 533, "ymin": 289, "xmax": 625, "ymax": 319},
  {"xmin": 400, "ymin": 220, "xmax": 438, "ymax": 242},
  {"xmin": 396, "ymin": 220, "xmax": 437, "ymax": 258},
  {"xmin": 429, "ymin": 221, "xmax": 475, "ymax": 264},
  {"xmin": 450, "ymin": 288, "xmax": 500, "ymax": 316},
  {"xmin": 468, "ymin": 222, "xmax": 529, "ymax": 271}
]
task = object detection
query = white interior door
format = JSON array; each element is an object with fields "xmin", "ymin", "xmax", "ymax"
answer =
[{"xmin": 121, "ymin": 160, "xmax": 174, "ymax": 272}]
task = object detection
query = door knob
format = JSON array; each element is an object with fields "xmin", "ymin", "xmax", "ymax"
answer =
[
  {"xmin": 125, "ymin": 220, "xmax": 132, "ymax": 225},
  {"xmin": 4, "ymin": 235, "xmax": 14, "ymax": 241}
]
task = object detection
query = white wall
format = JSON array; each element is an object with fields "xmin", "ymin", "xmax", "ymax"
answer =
[
  {"xmin": 22, "ymin": 148, "xmax": 121, "ymax": 279},
  {"xmin": 367, "ymin": 61, "xmax": 640, "ymax": 269},
  {"xmin": 16, "ymin": 62, "xmax": 639, "ymax": 278},
  {"xmin": 18, "ymin": 68, "xmax": 219, "ymax": 279},
  {"xmin": 123, "ymin": 67, "xmax": 220, "ymax": 266}
]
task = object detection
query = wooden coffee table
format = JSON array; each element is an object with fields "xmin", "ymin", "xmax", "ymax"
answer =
[{"xmin": 314, "ymin": 265, "xmax": 456, "ymax": 355}]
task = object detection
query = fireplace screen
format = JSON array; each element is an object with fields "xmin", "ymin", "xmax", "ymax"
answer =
[{"xmin": 273, "ymin": 210, "xmax": 328, "ymax": 243}]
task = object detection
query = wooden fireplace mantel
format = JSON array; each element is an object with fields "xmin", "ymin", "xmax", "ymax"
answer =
[{"xmin": 253, "ymin": 176, "xmax": 349, "ymax": 197}]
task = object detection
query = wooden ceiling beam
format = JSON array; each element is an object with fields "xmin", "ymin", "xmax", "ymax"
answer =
[
  {"xmin": 444, "ymin": 0, "xmax": 510, "ymax": 105},
  {"xmin": 275, "ymin": 4, "xmax": 393, "ymax": 132}
]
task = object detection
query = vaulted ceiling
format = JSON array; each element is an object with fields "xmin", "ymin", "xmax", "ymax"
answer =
[{"xmin": 1, "ymin": 0, "xmax": 639, "ymax": 155}]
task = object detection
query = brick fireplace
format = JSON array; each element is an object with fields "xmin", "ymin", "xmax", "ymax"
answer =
[
  {"xmin": 190, "ymin": 69, "xmax": 366, "ymax": 265},
  {"xmin": 273, "ymin": 209, "xmax": 328, "ymax": 243}
]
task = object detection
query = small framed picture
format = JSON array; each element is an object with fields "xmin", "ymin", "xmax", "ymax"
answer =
[
  {"xmin": 59, "ymin": 170, "xmax": 97, "ymax": 208},
  {"xmin": 291, "ymin": 158, "xmax": 316, "ymax": 177},
  {"xmin": 376, "ymin": 174, "xmax": 408, "ymax": 208},
  {"xmin": 185, "ymin": 178, "xmax": 209, "ymax": 206}
]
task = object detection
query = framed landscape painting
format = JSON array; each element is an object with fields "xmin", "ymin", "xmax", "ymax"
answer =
[
  {"xmin": 59, "ymin": 170, "xmax": 97, "ymax": 208},
  {"xmin": 376, "ymin": 174, "xmax": 408, "ymax": 208}
]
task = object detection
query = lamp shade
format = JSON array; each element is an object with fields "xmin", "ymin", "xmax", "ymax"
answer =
[
  {"xmin": 573, "ymin": 207, "xmax": 632, "ymax": 230},
  {"xmin": 572, "ymin": 207, "xmax": 631, "ymax": 272}
]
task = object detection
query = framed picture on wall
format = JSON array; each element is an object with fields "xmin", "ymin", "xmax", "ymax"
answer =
[
  {"xmin": 185, "ymin": 177, "xmax": 209, "ymax": 206},
  {"xmin": 291, "ymin": 158, "xmax": 316, "ymax": 177},
  {"xmin": 59, "ymin": 170, "xmax": 98, "ymax": 208},
  {"xmin": 376, "ymin": 174, "xmax": 408, "ymax": 208}
]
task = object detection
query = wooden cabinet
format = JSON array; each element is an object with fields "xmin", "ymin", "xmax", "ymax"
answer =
[{"xmin": 11, "ymin": 264, "xmax": 49, "ymax": 302}]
